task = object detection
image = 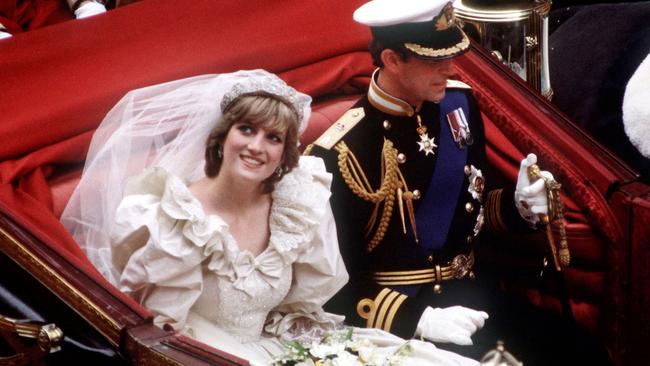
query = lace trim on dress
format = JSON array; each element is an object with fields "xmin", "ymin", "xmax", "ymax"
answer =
[{"xmin": 269, "ymin": 156, "xmax": 332, "ymax": 260}]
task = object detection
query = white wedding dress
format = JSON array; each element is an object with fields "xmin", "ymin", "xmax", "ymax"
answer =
[{"xmin": 110, "ymin": 156, "xmax": 478, "ymax": 366}]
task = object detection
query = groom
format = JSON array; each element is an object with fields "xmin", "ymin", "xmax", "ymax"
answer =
[{"xmin": 307, "ymin": 0, "xmax": 611, "ymax": 365}]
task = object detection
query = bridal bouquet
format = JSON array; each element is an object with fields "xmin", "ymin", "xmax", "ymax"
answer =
[{"xmin": 272, "ymin": 328, "xmax": 411, "ymax": 366}]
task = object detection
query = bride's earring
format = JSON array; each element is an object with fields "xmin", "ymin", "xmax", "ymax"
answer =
[
  {"xmin": 275, "ymin": 166, "xmax": 283, "ymax": 177},
  {"xmin": 217, "ymin": 146, "xmax": 223, "ymax": 159}
]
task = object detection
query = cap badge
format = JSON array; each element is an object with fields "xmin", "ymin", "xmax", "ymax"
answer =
[{"xmin": 435, "ymin": 2, "xmax": 456, "ymax": 31}]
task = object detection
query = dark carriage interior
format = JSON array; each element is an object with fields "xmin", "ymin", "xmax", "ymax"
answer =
[
  {"xmin": 1, "ymin": 1, "xmax": 649, "ymax": 365},
  {"xmin": 548, "ymin": 0, "xmax": 650, "ymax": 183}
]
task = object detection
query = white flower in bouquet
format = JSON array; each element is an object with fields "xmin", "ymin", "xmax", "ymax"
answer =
[
  {"xmin": 310, "ymin": 341, "xmax": 346, "ymax": 359},
  {"xmin": 272, "ymin": 328, "xmax": 411, "ymax": 366},
  {"xmin": 332, "ymin": 351, "xmax": 362, "ymax": 366}
]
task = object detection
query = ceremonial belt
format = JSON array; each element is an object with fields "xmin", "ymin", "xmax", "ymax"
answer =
[
  {"xmin": 414, "ymin": 91, "xmax": 469, "ymax": 250},
  {"xmin": 372, "ymin": 251, "xmax": 474, "ymax": 286}
]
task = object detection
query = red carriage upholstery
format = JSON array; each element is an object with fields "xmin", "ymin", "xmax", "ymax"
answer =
[{"xmin": 0, "ymin": 0, "xmax": 74, "ymax": 34}]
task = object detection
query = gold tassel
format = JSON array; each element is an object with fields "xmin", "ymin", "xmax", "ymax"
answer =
[
  {"xmin": 542, "ymin": 216, "xmax": 561, "ymax": 272},
  {"xmin": 528, "ymin": 163, "xmax": 571, "ymax": 269},
  {"xmin": 558, "ymin": 221, "xmax": 570, "ymax": 267},
  {"xmin": 397, "ymin": 187, "xmax": 406, "ymax": 234},
  {"xmin": 402, "ymin": 190, "xmax": 418, "ymax": 244}
]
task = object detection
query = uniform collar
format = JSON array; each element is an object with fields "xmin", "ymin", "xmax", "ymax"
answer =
[{"xmin": 368, "ymin": 68, "xmax": 417, "ymax": 117}]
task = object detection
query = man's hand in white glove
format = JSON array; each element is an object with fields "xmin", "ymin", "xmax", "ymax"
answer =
[
  {"xmin": 0, "ymin": 30, "xmax": 12, "ymax": 40},
  {"xmin": 514, "ymin": 153, "xmax": 554, "ymax": 225},
  {"xmin": 415, "ymin": 306, "xmax": 489, "ymax": 346},
  {"xmin": 75, "ymin": 1, "xmax": 107, "ymax": 19}
]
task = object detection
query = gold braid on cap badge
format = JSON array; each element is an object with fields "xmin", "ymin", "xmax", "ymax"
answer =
[{"xmin": 404, "ymin": 32, "xmax": 470, "ymax": 58}]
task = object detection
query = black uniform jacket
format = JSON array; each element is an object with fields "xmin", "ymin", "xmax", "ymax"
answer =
[{"xmin": 308, "ymin": 77, "xmax": 527, "ymax": 338}]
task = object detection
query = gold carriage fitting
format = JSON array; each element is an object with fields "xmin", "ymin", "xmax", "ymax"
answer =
[{"xmin": 454, "ymin": 0, "xmax": 553, "ymax": 99}]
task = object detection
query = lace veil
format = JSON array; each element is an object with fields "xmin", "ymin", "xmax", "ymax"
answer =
[{"xmin": 61, "ymin": 69, "xmax": 312, "ymax": 285}]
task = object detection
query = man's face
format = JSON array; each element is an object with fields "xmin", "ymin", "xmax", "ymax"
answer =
[{"xmin": 394, "ymin": 56, "xmax": 455, "ymax": 106}]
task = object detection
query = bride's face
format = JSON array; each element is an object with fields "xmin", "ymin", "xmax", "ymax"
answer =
[{"xmin": 220, "ymin": 121, "xmax": 286, "ymax": 186}]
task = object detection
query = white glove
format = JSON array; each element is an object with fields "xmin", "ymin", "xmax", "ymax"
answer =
[
  {"xmin": 415, "ymin": 306, "xmax": 489, "ymax": 346},
  {"xmin": 514, "ymin": 153, "xmax": 553, "ymax": 225},
  {"xmin": 0, "ymin": 30, "xmax": 12, "ymax": 39},
  {"xmin": 75, "ymin": 1, "xmax": 106, "ymax": 19}
]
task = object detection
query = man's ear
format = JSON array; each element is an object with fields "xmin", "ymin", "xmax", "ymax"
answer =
[{"xmin": 380, "ymin": 49, "xmax": 404, "ymax": 73}]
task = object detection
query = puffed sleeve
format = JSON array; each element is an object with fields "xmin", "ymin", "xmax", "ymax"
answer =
[
  {"xmin": 110, "ymin": 167, "xmax": 217, "ymax": 332},
  {"xmin": 263, "ymin": 156, "xmax": 349, "ymax": 338}
]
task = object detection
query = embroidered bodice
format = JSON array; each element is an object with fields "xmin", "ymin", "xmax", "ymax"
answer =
[{"xmin": 110, "ymin": 156, "xmax": 348, "ymax": 343}]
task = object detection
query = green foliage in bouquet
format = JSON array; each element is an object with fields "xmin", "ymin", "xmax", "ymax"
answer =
[{"xmin": 272, "ymin": 328, "xmax": 411, "ymax": 366}]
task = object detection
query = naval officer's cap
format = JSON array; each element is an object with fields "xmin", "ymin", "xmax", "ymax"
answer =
[{"xmin": 354, "ymin": 0, "xmax": 470, "ymax": 60}]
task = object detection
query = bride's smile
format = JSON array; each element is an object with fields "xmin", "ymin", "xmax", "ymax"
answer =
[{"xmin": 222, "ymin": 122, "xmax": 286, "ymax": 184}]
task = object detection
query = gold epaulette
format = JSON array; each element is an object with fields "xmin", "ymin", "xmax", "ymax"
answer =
[
  {"xmin": 313, "ymin": 107, "xmax": 365, "ymax": 150},
  {"xmin": 446, "ymin": 79, "xmax": 472, "ymax": 89},
  {"xmin": 356, "ymin": 288, "xmax": 407, "ymax": 332}
]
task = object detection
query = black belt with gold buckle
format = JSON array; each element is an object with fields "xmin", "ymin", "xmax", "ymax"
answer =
[{"xmin": 372, "ymin": 251, "xmax": 475, "ymax": 294}]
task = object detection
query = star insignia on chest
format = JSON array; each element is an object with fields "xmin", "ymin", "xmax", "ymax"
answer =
[{"xmin": 417, "ymin": 133, "xmax": 437, "ymax": 156}]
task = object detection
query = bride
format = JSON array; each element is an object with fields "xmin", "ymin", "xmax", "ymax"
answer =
[{"xmin": 61, "ymin": 69, "xmax": 484, "ymax": 365}]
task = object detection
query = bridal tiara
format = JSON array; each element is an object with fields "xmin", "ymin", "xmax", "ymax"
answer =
[{"xmin": 220, "ymin": 72, "xmax": 308, "ymax": 123}]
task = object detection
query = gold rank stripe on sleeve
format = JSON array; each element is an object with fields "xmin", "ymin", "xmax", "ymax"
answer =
[
  {"xmin": 356, "ymin": 288, "xmax": 407, "ymax": 332},
  {"xmin": 313, "ymin": 107, "xmax": 365, "ymax": 150},
  {"xmin": 446, "ymin": 79, "xmax": 472, "ymax": 89},
  {"xmin": 485, "ymin": 188, "xmax": 508, "ymax": 234}
]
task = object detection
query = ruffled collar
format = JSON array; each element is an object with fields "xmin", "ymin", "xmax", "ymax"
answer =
[{"xmin": 152, "ymin": 156, "xmax": 331, "ymax": 296}]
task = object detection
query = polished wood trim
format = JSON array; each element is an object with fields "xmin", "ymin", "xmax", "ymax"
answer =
[
  {"xmin": 0, "ymin": 224, "xmax": 121, "ymax": 346},
  {"xmin": 0, "ymin": 213, "xmax": 251, "ymax": 365},
  {"xmin": 0, "ymin": 214, "xmax": 149, "ymax": 346},
  {"xmin": 125, "ymin": 325, "xmax": 250, "ymax": 366},
  {"xmin": 162, "ymin": 336, "xmax": 250, "ymax": 366}
]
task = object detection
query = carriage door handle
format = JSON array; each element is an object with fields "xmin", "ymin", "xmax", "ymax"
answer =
[{"xmin": 0, "ymin": 314, "xmax": 63, "ymax": 353}]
